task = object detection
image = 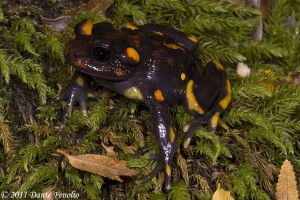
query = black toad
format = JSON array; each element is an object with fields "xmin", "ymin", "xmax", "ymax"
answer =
[{"xmin": 50, "ymin": 19, "xmax": 232, "ymax": 189}]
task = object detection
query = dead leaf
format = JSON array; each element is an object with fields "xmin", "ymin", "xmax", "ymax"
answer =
[
  {"xmin": 41, "ymin": 16, "xmax": 72, "ymax": 33},
  {"xmin": 276, "ymin": 159, "xmax": 299, "ymax": 200},
  {"xmin": 57, "ymin": 149, "xmax": 138, "ymax": 182},
  {"xmin": 212, "ymin": 184, "xmax": 235, "ymax": 200}
]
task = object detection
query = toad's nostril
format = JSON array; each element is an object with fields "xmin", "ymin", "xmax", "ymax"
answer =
[{"xmin": 73, "ymin": 51, "xmax": 80, "ymax": 58}]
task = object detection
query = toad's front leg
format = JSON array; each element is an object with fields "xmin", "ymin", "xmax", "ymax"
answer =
[
  {"xmin": 136, "ymin": 97, "xmax": 176, "ymax": 190},
  {"xmin": 48, "ymin": 71, "xmax": 101, "ymax": 121}
]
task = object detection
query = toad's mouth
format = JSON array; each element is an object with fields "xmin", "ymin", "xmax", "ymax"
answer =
[{"xmin": 65, "ymin": 54, "xmax": 130, "ymax": 82}]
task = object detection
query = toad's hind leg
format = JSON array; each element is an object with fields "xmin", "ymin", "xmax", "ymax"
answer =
[{"xmin": 183, "ymin": 61, "xmax": 231, "ymax": 148}]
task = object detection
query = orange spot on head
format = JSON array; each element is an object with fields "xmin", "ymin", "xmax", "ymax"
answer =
[
  {"xmin": 81, "ymin": 19, "xmax": 93, "ymax": 36},
  {"xmin": 126, "ymin": 47, "xmax": 140, "ymax": 63},
  {"xmin": 74, "ymin": 59, "xmax": 86, "ymax": 68},
  {"xmin": 114, "ymin": 68, "xmax": 124, "ymax": 77},
  {"xmin": 154, "ymin": 89, "xmax": 165, "ymax": 102}
]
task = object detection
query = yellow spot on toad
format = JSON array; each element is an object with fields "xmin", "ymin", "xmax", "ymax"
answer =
[
  {"xmin": 169, "ymin": 127, "xmax": 175, "ymax": 143},
  {"xmin": 126, "ymin": 47, "xmax": 140, "ymax": 63},
  {"xmin": 154, "ymin": 89, "xmax": 165, "ymax": 102},
  {"xmin": 125, "ymin": 23, "xmax": 138, "ymax": 30},
  {"xmin": 163, "ymin": 43, "xmax": 185, "ymax": 51},
  {"xmin": 76, "ymin": 77, "xmax": 84, "ymax": 86},
  {"xmin": 124, "ymin": 87, "xmax": 143, "ymax": 100},
  {"xmin": 81, "ymin": 19, "xmax": 93, "ymax": 36},
  {"xmin": 183, "ymin": 138, "xmax": 191, "ymax": 148},
  {"xmin": 187, "ymin": 34, "xmax": 198, "ymax": 43},
  {"xmin": 181, "ymin": 73, "xmax": 186, "ymax": 81},
  {"xmin": 210, "ymin": 112, "xmax": 220, "ymax": 130},
  {"xmin": 219, "ymin": 80, "xmax": 231, "ymax": 109},
  {"xmin": 165, "ymin": 164, "xmax": 171, "ymax": 176},
  {"xmin": 183, "ymin": 124, "xmax": 190, "ymax": 132},
  {"xmin": 153, "ymin": 31, "xmax": 164, "ymax": 36},
  {"xmin": 186, "ymin": 80, "xmax": 205, "ymax": 115},
  {"xmin": 114, "ymin": 68, "xmax": 124, "ymax": 77},
  {"xmin": 213, "ymin": 60, "xmax": 224, "ymax": 70}
]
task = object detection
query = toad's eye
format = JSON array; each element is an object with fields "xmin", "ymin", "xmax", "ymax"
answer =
[{"xmin": 92, "ymin": 46, "xmax": 112, "ymax": 63}]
